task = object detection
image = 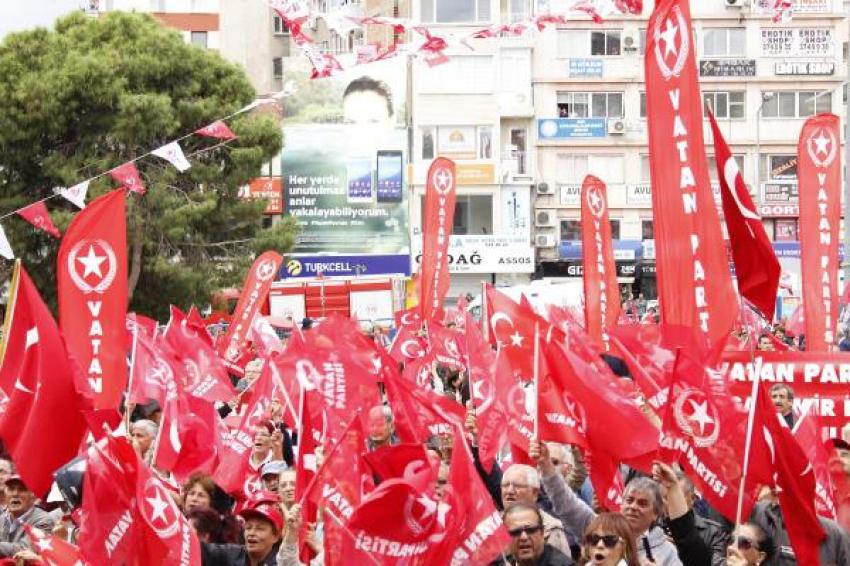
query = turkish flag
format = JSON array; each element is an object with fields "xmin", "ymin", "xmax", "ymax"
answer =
[
  {"xmin": 162, "ymin": 395, "xmax": 225, "ymax": 484},
  {"xmin": 387, "ymin": 325, "xmax": 426, "ymax": 365},
  {"xmin": 16, "ymin": 201, "xmax": 60, "ymax": 238},
  {"xmin": 58, "ymin": 189, "xmax": 128, "ymax": 410},
  {"xmin": 645, "ymin": 0, "xmax": 737, "ymax": 349},
  {"xmin": 419, "ymin": 157, "xmax": 456, "ymax": 321},
  {"xmin": 754, "ymin": 383, "xmax": 825, "ymax": 564},
  {"xmin": 0, "ymin": 264, "xmax": 89, "ymax": 497},
  {"xmin": 110, "ymin": 161, "xmax": 146, "ymax": 195},
  {"xmin": 217, "ymin": 252, "xmax": 282, "ymax": 375},
  {"xmin": 580, "ymin": 175, "xmax": 621, "ymax": 349},
  {"xmin": 394, "ymin": 307, "xmax": 423, "ymax": 331},
  {"xmin": 794, "ymin": 411, "xmax": 842, "ymax": 521},
  {"xmin": 798, "ymin": 113, "xmax": 842, "ymax": 350},
  {"xmin": 196, "ymin": 120, "xmax": 237, "ymax": 140},
  {"xmin": 486, "ymin": 285, "xmax": 540, "ymax": 381},
  {"xmin": 709, "ymin": 111, "xmax": 780, "ymax": 321},
  {"xmin": 165, "ymin": 306, "xmax": 235, "ymax": 403},
  {"xmin": 295, "ymin": 390, "xmax": 321, "ymax": 565},
  {"xmin": 463, "ymin": 311, "xmax": 504, "ymax": 470},
  {"xmin": 24, "ymin": 525, "xmax": 86, "ymax": 566}
]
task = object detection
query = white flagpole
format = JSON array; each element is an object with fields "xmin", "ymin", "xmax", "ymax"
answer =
[
  {"xmin": 533, "ymin": 321, "xmax": 540, "ymax": 439},
  {"xmin": 736, "ymin": 363, "xmax": 762, "ymax": 525}
]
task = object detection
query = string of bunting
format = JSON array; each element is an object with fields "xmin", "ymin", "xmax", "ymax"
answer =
[{"xmin": 0, "ymin": 95, "xmax": 285, "ymax": 261}]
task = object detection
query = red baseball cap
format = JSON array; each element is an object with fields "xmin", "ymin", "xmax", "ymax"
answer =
[{"xmin": 238, "ymin": 502, "xmax": 284, "ymax": 533}]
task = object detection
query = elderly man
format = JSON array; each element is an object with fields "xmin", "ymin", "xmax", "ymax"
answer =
[
  {"xmin": 130, "ymin": 419, "xmax": 158, "ymax": 463},
  {"xmin": 769, "ymin": 384, "xmax": 796, "ymax": 429},
  {"xmin": 501, "ymin": 464, "xmax": 570, "ymax": 557},
  {"xmin": 491, "ymin": 503, "xmax": 573, "ymax": 566},
  {"xmin": 546, "ymin": 443, "xmax": 592, "ymax": 505},
  {"xmin": 530, "ymin": 441, "xmax": 681, "ymax": 565},
  {"xmin": 260, "ymin": 461, "xmax": 287, "ymax": 493},
  {"xmin": 0, "ymin": 476, "xmax": 55, "ymax": 557},
  {"xmin": 367, "ymin": 405, "xmax": 398, "ymax": 451}
]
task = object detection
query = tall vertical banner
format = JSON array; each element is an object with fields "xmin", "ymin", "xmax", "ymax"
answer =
[
  {"xmin": 58, "ymin": 189, "xmax": 128, "ymax": 410},
  {"xmin": 217, "ymin": 251, "xmax": 283, "ymax": 375},
  {"xmin": 419, "ymin": 157, "xmax": 457, "ymax": 321},
  {"xmin": 580, "ymin": 175, "xmax": 621, "ymax": 349},
  {"xmin": 645, "ymin": 0, "xmax": 737, "ymax": 348},
  {"xmin": 798, "ymin": 113, "xmax": 841, "ymax": 350}
]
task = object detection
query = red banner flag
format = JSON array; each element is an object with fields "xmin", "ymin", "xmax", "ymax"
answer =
[
  {"xmin": 0, "ymin": 264, "xmax": 89, "ymax": 497},
  {"xmin": 580, "ymin": 175, "xmax": 621, "ymax": 349},
  {"xmin": 485, "ymin": 285, "xmax": 540, "ymax": 381},
  {"xmin": 645, "ymin": 0, "xmax": 737, "ymax": 348},
  {"xmin": 110, "ymin": 161, "xmax": 146, "ymax": 195},
  {"xmin": 798, "ymin": 113, "xmax": 842, "ymax": 350},
  {"xmin": 195, "ymin": 120, "xmax": 237, "ymax": 140},
  {"xmin": 24, "ymin": 525, "xmax": 88, "ymax": 566},
  {"xmin": 217, "ymin": 251, "xmax": 283, "ymax": 375},
  {"xmin": 58, "ymin": 189, "xmax": 128, "ymax": 410},
  {"xmin": 16, "ymin": 201, "xmax": 60, "ymax": 238},
  {"xmin": 419, "ymin": 157, "xmax": 456, "ymax": 322},
  {"xmin": 387, "ymin": 325, "xmax": 426, "ymax": 364},
  {"xmin": 709, "ymin": 111, "xmax": 780, "ymax": 321}
]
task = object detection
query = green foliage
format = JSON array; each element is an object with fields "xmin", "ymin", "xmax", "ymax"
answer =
[{"xmin": 0, "ymin": 11, "xmax": 294, "ymax": 319}]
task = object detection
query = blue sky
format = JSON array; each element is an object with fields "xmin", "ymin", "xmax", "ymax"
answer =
[{"xmin": 0, "ymin": 0, "xmax": 82, "ymax": 39}]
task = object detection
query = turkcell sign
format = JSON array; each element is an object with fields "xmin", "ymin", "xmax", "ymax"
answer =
[{"xmin": 281, "ymin": 254, "xmax": 411, "ymax": 279}]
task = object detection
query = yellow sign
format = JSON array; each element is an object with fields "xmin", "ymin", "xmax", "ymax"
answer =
[{"xmin": 455, "ymin": 163, "xmax": 496, "ymax": 185}]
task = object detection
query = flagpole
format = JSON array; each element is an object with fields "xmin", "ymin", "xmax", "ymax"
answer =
[
  {"xmin": 533, "ymin": 321, "xmax": 540, "ymax": 439},
  {"xmin": 125, "ymin": 323, "xmax": 140, "ymax": 432},
  {"xmin": 735, "ymin": 366, "xmax": 762, "ymax": 525},
  {"xmin": 481, "ymin": 281, "xmax": 489, "ymax": 343}
]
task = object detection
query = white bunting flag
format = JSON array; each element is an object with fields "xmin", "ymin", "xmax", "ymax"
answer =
[
  {"xmin": 0, "ymin": 224, "xmax": 14, "ymax": 260},
  {"xmin": 55, "ymin": 181, "xmax": 89, "ymax": 209},
  {"xmin": 152, "ymin": 141, "xmax": 191, "ymax": 172}
]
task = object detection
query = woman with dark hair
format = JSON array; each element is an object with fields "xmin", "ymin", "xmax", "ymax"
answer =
[
  {"xmin": 187, "ymin": 507, "xmax": 228, "ymax": 544},
  {"xmin": 725, "ymin": 523, "xmax": 775, "ymax": 566},
  {"xmin": 580, "ymin": 512, "xmax": 639, "ymax": 566},
  {"xmin": 181, "ymin": 473, "xmax": 241, "ymax": 544},
  {"xmin": 182, "ymin": 474, "xmax": 217, "ymax": 514}
]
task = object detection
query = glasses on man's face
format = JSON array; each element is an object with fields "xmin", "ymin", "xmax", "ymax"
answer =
[
  {"xmin": 500, "ymin": 481, "xmax": 529, "ymax": 491},
  {"xmin": 508, "ymin": 525, "xmax": 542, "ymax": 538},
  {"xmin": 584, "ymin": 534, "xmax": 622, "ymax": 548},
  {"xmin": 733, "ymin": 535, "xmax": 758, "ymax": 552}
]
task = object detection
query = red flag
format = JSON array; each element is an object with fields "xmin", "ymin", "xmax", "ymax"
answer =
[
  {"xmin": 195, "ymin": 120, "xmax": 237, "ymax": 140},
  {"xmin": 187, "ymin": 305, "xmax": 213, "ymax": 345},
  {"xmin": 0, "ymin": 264, "xmax": 89, "ymax": 497},
  {"xmin": 537, "ymin": 339, "xmax": 588, "ymax": 449},
  {"xmin": 395, "ymin": 307, "xmax": 423, "ymax": 331},
  {"xmin": 24, "ymin": 525, "xmax": 88, "ymax": 566},
  {"xmin": 486, "ymin": 285, "xmax": 540, "ymax": 381},
  {"xmin": 419, "ymin": 157, "xmax": 456, "ymax": 322},
  {"xmin": 161, "ymin": 395, "xmax": 225, "ymax": 483},
  {"xmin": 295, "ymin": 391, "xmax": 320, "ymax": 565},
  {"xmin": 363, "ymin": 443, "xmax": 431, "ymax": 483},
  {"xmin": 709, "ymin": 111, "xmax": 780, "ymax": 321},
  {"xmin": 645, "ymin": 0, "xmax": 737, "ymax": 348},
  {"xmin": 165, "ymin": 307, "xmax": 235, "ymax": 403},
  {"xmin": 425, "ymin": 321, "xmax": 466, "ymax": 371},
  {"xmin": 58, "ymin": 189, "xmax": 128, "ymax": 410},
  {"xmin": 16, "ymin": 202, "xmax": 60, "ymax": 238},
  {"xmin": 464, "ymin": 312, "xmax": 504, "ymax": 470},
  {"xmin": 217, "ymin": 251, "xmax": 283, "ymax": 375},
  {"xmin": 794, "ymin": 411, "xmax": 841, "ymax": 521},
  {"xmin": 755, "ymin": 383, "xmax": 825, "ymax": 564},
  {"xmin": 127, "ymin": 329, "xmax": 185, "ymax": 406},
  {"xmin": 387, "ymin": 325, "xmax": 426, "ymax": 364},
  {"xmin": 798, "ymin": 113, "xmax": 842, "ymax": 350},
  {"xmin": 110, "ymin": 161, "xmax": 146, "ymax": 195},
  {"xmin": 580, "ymin": 175, "xmax": 621, "ymax": 349}
]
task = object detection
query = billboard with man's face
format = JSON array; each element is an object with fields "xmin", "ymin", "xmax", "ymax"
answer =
[{"xmin": 282, "ymin": 58, "xmax": 409, "ymax": 255}]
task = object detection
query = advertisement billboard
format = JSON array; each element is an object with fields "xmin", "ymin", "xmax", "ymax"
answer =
[{"xmin": 282, "ymin": 58, "xmax": 410, "ymax": 255}]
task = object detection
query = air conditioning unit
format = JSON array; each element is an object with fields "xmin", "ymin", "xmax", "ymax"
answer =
[
  {"xmin": 536, "ymin": 182, "xmax": 554, "ymax": 195},
  {"xmin": 535, "ymin": 210, "xmax": 557, "ymax": 228},
  {"xmin": 535, "ymin": 234, "xmax": 557, "ymax": 248},
  {"xmin": 607, "ymin": 118, "xmax": 626, "ymax": 135},
  {"xmin": 623, "ymin": 33, "xmax": 638, "ymax": 51}
]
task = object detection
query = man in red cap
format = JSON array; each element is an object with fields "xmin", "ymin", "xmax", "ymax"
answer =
[
  {"xmin": 200, "ymin": 498, "xmax": 283, "ymax": 565},
  {"xmin": 0, "ymin": 476, "xmax": 54, "ymax": 557}
]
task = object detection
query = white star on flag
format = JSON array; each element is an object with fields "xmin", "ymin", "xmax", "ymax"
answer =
[
  {"xmin": 659, "ymin": 19, "xmax": 679, "ymax": 58},
  {"xmin": 77, "ymin": 245, "xmax": 107, "ymax": 278},
  {"xmin": 510, "ymin": 331, "xmax": 524, "ymax": 347},
  {"xmin": 687, "ymin": 399, "xmax": 715, "ymax": 436},
  {"xmin": 146, "ymin": 488, "xmax": 171, "ymax": 524},
  {"xmin": 812, "ymin": 132, "xmax": 831, "ymax": 156},
  {"xmin": 34, "ymin": 537, "xmax": 53, "ymax": 552}
]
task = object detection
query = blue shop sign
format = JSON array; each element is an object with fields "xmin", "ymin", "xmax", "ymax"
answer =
[
  {"xmin": 280, "ymin": 254, "xmax": 411, "ymax": 279},
  {"xmin": 559, "ymin": 240, "xmax": 643, "ymax": 261},
  {"xmin": 772, "ymin": 242, "xmax": 845, "ymax": 260},
  {"xmin": 538, "ymin": 118, "xmax": 606, "ymax": 140},
  {"xmin": 569, "ymin": 58, "xmax": 604, "ymax": 77}
]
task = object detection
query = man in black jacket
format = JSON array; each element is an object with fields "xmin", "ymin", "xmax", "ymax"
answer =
[
  {"xmin": 201, "ymin": 501, "xmax": 282, "ymax": 566},
  {"xmin": 676, "ymin": 471, "xmax": 730, "ymax": 566},
  {"xmin": 491, "ymin": 504, "xmax": 573, "ymax": 566}
]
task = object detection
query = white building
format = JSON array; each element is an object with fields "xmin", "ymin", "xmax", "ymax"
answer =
[{"xmin": 92, "ymin": 0, "xmax": 222, "ymax": 49}]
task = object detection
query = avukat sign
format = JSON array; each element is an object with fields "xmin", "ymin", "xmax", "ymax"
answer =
[
  {"xmin": 580, "ymin": 175, "xmax": 621, "ymax": 350},
  {"xmin": 644, "ymin": 0, "xmax": 737, "ymax": 349},
  {"xmin": 797, "ymin": 113, "xmax": 841, "ymax": 350},
  {"xmin": 217, "ymin": 251, "xmax": 283, "ymax": 375},
  {"xmin": 57, "ymin": 189, "xmax": 128, "ymax": 410},
  {"xmin": 419, "ymin": 157, "xmax": 456, "ymax": 322}
]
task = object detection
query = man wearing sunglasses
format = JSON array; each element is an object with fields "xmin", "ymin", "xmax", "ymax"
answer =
[{"xmin": 492, "ymin": 503, "xmax": 573, "ymax": 565}]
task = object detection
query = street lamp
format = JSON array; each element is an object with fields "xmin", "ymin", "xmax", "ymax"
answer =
[{"xmin": 755, "ymin": 91, "xmax": 774, "ymax": 200}]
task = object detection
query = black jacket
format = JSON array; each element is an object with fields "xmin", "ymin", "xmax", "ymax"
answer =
[
  {"xmin": 694, "ymin": 514, "xmax": 731, "ymax": 566},
  {"xmin": 668, "ymin": 509, "xmax": 712, "ymax": 566},
  {"xmin": 750, "ymin": 501, "xmax": 850, "ymax": 566},
  {"xmin": 201, "ymin": 541, "xmax": 279, "ymax": 566},
  {"xmin": 490, "ymin": 543, "xmax": 575, "ymax": 565}
]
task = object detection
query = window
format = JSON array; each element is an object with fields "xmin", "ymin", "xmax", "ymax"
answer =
[
  {"xmin": 609, "ymin": 219, "xmax": 621, "ymax": 240},
  {"xmin": 453, "ymin": 196, "xmax": 493, "ymax": 235},
  {"xmin": 762, "ymin": 91, "xmax": 831, "ymax": 118},
  {"xmin": 190, "ymin": 31, "xmax": 208, "ymax": 48},
  {"xmin": 638, "ymin": 28, "xmax": 646, "ymax": 55},
  {"xmin": 556, "ymin": 154, "xmax": 624, "ymax": 184},
  {"xmin": 421, "ymin": 0, "xmax": 491, "ymax": 23},
  {"xmin": 558, "ymin": 30, "xmax": 622, "ymax": 57},
  {"xmin": 420, "ymin": 56, "xmax": 494, "ymax": 93},
  {"xmin": 421, "ymin": 127, "xmax": 435, "ymax": 160},
  {"xmin": 639, "ymin": 92, "xmax": 646, "ymax": 118},
  {"xmin": 560, "ymin": 220, "xmax": 581, "ymax": 240},
  {"xmin": 641, "ymin": 220, "xmax": 654, "ymax": 240},
  {"xmin": 761, "ymin": 154, "xmax": 797, "ymax": 182},
  {"xmin": 509, "ymin": 0, "xmax": 530, "ymax": 22},
  {"xmin": 479, "ymin": 126, "xmax": 494, "ymax": 160},
  {"xmin": 703, "ymin": 91, "xmax": 745, "ymax": 119},
  {"xmin": 273, "ymin": 14, "xmax": 289, "ymax": 34},
  {"xmin": 272, "ymin": 57, "xmax": 283, "ymax": 79},
  {"xmin": 639, "ymin": 155, "xmax": 651, "ymax": 181},
  {"xmin": 557, "ymin": 92, "xmax": 623, "ymax": 118},
  {"xmin": 702, "ymin": 28, "xmax": 746, "ymax": 57},
  {"xmin": 706, "ymin": 154, "xmax": 745, "ymax": 183},
  {"xmin": 774, "ymin": 219, "xmax": 798, "ymax": 242},
  {"xmin": 591, "ymin": 30, "xmax": 621, "ymax": 56},
  {"xmin": 556, "ymin": 154, "xmax": 588, "ymax": 184}
]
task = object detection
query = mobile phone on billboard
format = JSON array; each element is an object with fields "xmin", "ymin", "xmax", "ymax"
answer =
[
  {"xmin": 346, "ymin": 157, "xmax": 374, "ymax": 203},
  {"xmin": 376, "ymin": 150, "xmax": 403, "ymax": 203}
]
